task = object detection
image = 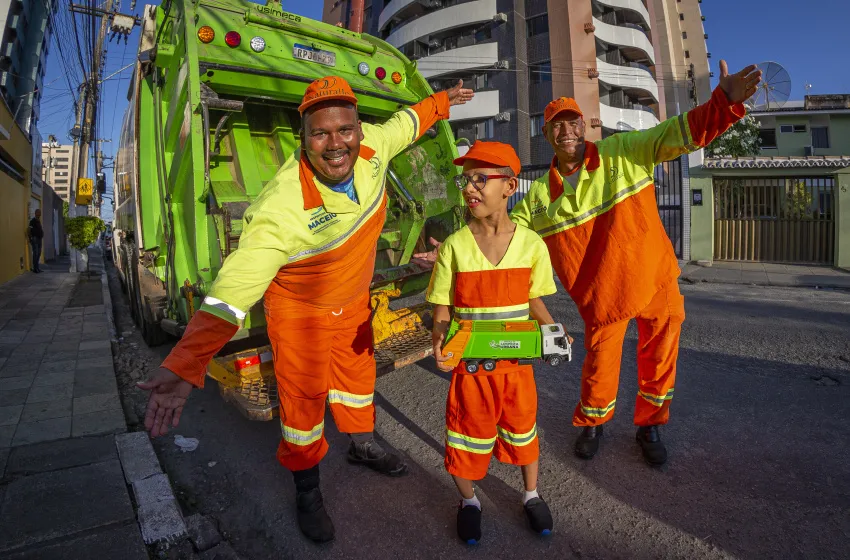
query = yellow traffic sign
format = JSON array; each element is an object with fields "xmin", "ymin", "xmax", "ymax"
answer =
[{"xmin": 76, "ymin": 178, "xmax": 93, "ymax": 205}]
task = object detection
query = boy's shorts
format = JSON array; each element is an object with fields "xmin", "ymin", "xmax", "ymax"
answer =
[{"xmin": 445, "ymin": 364, "xmax": 539, "ymax": 480}]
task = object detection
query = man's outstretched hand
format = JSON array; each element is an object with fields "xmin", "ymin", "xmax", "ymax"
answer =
[
  {"xmin": 446, "ymin": 79, "xmax": 475, "ymax": 107},
  {"xmin": 411, "ymin": 237, "xmax": 443, "ymax": 268},
  {"xmin": 137, "ymin": 368, "xmax": 193, "ymax": 438},
  {"xmin": 719, "ymin": 60, "xmax": 763, "ymax": 104}
]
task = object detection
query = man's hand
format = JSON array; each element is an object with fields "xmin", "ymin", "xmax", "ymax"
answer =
[
  {"xmin": 411, "ymin": 237, "xmax": 442, "ymax": 267},
  {"xmin": 446, "ymin": 79, "xmax": 475, "ymax": 107},
  {"xmin": 137, "ymin": 368, "xmax": 193, "ymax": 438},
  {"xmin": 432, "ymin": 332, "xmax": 454, "ymax": 373},
  {"xmin": 719, "ymin": 60, "xmax": 763, "ymax": 104}
]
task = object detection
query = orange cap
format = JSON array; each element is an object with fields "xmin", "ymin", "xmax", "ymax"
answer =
[
  {"xmin": 544, "ymin": 97, "xmax": 584, "ymax": 123},
  {"xmin": 453, "ymin": 141, "xmax": 521, "ymax": 175},
  {"xmin": 299, "ymin": 76, "xmax": 359, "ymax": 114}
]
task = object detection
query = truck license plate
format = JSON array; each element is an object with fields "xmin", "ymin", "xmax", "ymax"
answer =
[{"xmin": 293, "ymin": 44, "xmax": 336, "ymax": 67}]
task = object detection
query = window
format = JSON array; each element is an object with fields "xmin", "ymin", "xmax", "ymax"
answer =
[
  {"xmin": 56, "ymin": 150, "xmax": 69, "ymax": 154},
  {"xmin": 758, "ymin": 129, "xmax": 777, "ymax": 149},
  {"xmin": 679, "ymin": 13, "xmax": 684, "ymax": 20},
  {"xmin": 527, "ymin": 15, "xmax": 549, "ymax": 37},
  {"xmin": 781, "ymin": 124, "xmax": 806, "ymax": 133},
  {"xmin": 55, "ymin": 164, "xmax": 68, "ymax": 169},
  {"xmin": 55, "ymin": 179, "xmax": 68, "ymax": 185},
  {"xmin": 793, "ymin": 124, "xmax": 806, "ymax": 133},
  {"xmin": 529, "ymin": 62, "xmax": 552, "ymax": 84},
  {"xmin": 684, "ymin": 50, "xmax": 690, "ymax": 58},
  {"xmin": 812, "ymin": 126, "xmax": 830, "ymax": 148},
  {"xmin": 474, "ymin": 26, "xmax": 491, "ymax": 42},
  {"xmin": 531, "ymin": 114, "xmax": 544, "ymax": 137},
  {"xmin": 682, "ymin": 31, "xmax": 687, "ymax": 39}
]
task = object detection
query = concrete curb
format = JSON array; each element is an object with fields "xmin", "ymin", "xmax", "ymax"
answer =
[
  {"xmin": 679, "ymin": 275, "xmax": 850, "ymax": 291},
  {"xmin": 99, "ymin": 249, "xmax": 119, "ymax": 344},
  {"xmin": 115, "ymin": 432, "xmax": 188, "ymax": 545}
]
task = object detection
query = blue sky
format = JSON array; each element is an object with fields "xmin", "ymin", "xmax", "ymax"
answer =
[{"xmin": 35, "ymin": 1, "xmax": 848, "ymax": 222}]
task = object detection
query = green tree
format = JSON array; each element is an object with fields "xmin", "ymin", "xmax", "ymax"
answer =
[
  {"xmin": 66, "ymin": 216, "xmax": 106, "ymax": 272},
  {"xmin": 705, "ymin": 114, "xmax": 762, "ymax": 158}
]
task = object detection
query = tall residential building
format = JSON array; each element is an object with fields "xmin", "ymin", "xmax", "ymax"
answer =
[
  {"xmin": 324, "ymin": 0, "xmax": 711, "ymax": 166},
  {"xmin": 0, "ymin": 0, "xmax": 57, "ymax": 137},
  {"xmin": 41, "ymin": 136, "xmax": 76, "ymax": 201}
]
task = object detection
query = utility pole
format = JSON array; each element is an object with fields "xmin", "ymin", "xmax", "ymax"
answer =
[{"xmin": 68, "ymin": 85, "xmax": 86, "ymax": 272}]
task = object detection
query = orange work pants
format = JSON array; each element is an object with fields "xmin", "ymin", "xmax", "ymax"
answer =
[
  {"xmin": 265, "ymin": 293, "xmax": 376, "ymax": 471},
  {"xmin": 573, "ymin": 281, "xmax": 685, "ymax": 427},
  {"xmin": 445, "ymin": 366, "xmax": 539, "ymax": 480}
]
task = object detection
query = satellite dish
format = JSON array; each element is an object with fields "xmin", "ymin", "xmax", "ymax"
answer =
[{"xmin": 749, "ymin": 61, "xmax": 791, "ymax": 110}]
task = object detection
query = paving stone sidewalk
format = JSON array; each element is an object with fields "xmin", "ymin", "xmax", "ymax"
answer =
[
  {"xmin": 0, "ymin": 252, "xmax": 150, "ymax": 558},
  {"xmin": 679, "ymin": 261, "xmax": 850, "ymax": 290}
]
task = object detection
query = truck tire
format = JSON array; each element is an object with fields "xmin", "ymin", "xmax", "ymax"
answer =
[
  {"xmin": 141, "ymin": 295, "xmax": 169, "ymax": 347},
  {"xmin": 482, "ymin": 359, "xmax": 497, "ymax": 372},
  {"xmin": 548, "ymin": 355, "xmax": 562, "ymax": 367},
  {"xmin": 127, "ymin": 245, "xmax": 143, "ymax": 327},
  {"xmin": 465, "ymin": 361, "xmax": 479, "ymax": 374}
]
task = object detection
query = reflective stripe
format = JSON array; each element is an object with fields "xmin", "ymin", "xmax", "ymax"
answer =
[
  {"xmin": 403, "ymin": 108, "xmax": 418, "ymax": 143},
  {"xmin": 201, "ymin": 297, "xmax": 247, "ymax": 321},
  {"xmin": 288, "ymin": 184, "xmax": 386, "ymax": 262},
  {"xmin": 677, "ymin": 114, "xmax": 697, "ymax": 150},
  {"xmin": 497, "ymin": 424, "xmax": 538, "ymax": 447},
  {"xmin": 328, "ymin": 389, "xmax": 374, "ymax": 409},
  {"xmin": 580, "ymin": 399, "xmax": 616, "ymax": 418},
  {"xmin": 446, "ymin": 429, "xmax": 496, "ymax": 455},
  {"xmin": 280, "ymin": 420, "xmax": 324, "ymax": 446},
  {"xmin": 639, "ymin": 388, "xmax": 674, "ymax": 407},
  {"xmin": 454, "ymin": 305, "xmax": 530, "ymax": 321},
  {"xmin": 537, "ymin": 177, "xmax": 653, "ymax": 237}
]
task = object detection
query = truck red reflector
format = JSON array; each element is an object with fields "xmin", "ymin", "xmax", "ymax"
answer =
[
  {"xmin": 375, "ymin": 67, "xmax": 386, "ymax": 80},
  {"xmin": 225, "ymin": 31, "xmax": 241, "ymax": 48}
]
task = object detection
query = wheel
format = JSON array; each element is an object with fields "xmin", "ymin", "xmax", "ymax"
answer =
[
  {"xmin": 127, "ymin": 245, "xmax": 143, "ymax": 327},
  {"xmin": 465, "ymin": 361, "xmax": 479, "ymax": 374},
  {"xmin": 141, "ymin": 295, "xmax": 169, "ymax": 347},
  {"xmin": 548, "ymin": 355, "xmax": 562, "ymax": 367},
  {"xmin": 482, "ymin": 359, "xmax": 497, "ymax": 372}
]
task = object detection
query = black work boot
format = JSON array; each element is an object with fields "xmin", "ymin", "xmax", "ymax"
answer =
[
  {"xmin": 524, "ymin": 497, "xmax": 554, "ymax": 535},
  {"xmin": 347, "ymin": 439, "xmax": 408, "ymax": 477},
  {"xmin": 293, "ymin": 466, "xmax": 335, "ymax": 543},
  {"xmin": 636, "ymin": 425, "xmax": 667, "ymax": 467},
  {"xmin": 574, "ymin": 426, "xmax": 604, "ymax": 459},
  {"xmin": 457, "ymin": 502, "xmax": 482, "ymax": 544}
]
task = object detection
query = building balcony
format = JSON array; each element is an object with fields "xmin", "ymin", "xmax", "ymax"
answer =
[
  {"xmin": 379, "ymin": 0, "xmax": 432, "ymax": 32},
  {"xmin": 599, "ymin": 100, "xmax": 659, "ymax": 132},
  {"xmin": 417, "ymin": 42, "xmax": 498, "ymax": 78},
  {"xmin": 594, "ymin": 0, "xmax": 652, "ymax": 29},
  {"xmin": 386, "ymin": 0, "xmax": 497, "ymax": 49},
  {"xmin": 596, "ymin": 57, "xmax": 658, "ymax": 103},
  {"xmin": 592, "ymin": 16, "xmax": 655, "ymax": 65},
  {"xmin": 449, "ymin": 89, "xmax": 499, "ymax": 122}
]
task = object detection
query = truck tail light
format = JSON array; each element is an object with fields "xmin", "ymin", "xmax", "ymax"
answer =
[
  {"xmin": 391, "ymin": 71, "xmax": 402, "ymax": 84},
  {"xmin": 225, "ymin": 31, "xmax": 241, "ymax": 48},
  {"xmin": 198, "ymin": 26, "xmax": 215, "ymax": 44}
]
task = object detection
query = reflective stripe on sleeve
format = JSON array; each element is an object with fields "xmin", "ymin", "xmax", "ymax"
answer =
[
  {"xmin": 328, "ymin": 389, "xmax": 374, "ymax": 409},
  {"xmin": 200, "ymin": 297, "xmax": 247, "ymax": 324},
  {"xmin": 280, "ymin": 420, "xmax": 324, "ymax": 446},
  {"xmin": 446, "ymin": 429, "xmax": 497, "ymax": 455},
  {"xmin": 639, "ymin": 388, "xmax": 674, "ymax": 407},
  {"xmin": 580, "ymin": 399, "xmax": 616, "ymax": 418},
  {"xmin": 497, "ymin": 424, "xmax": 538, "ymax": 447}
]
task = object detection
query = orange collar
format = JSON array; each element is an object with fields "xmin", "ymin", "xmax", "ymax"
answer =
[
  {"xmin": 299, "ymin": 145, "xmax": 377, "ymax": 210},
  {"xmin": 548, "ymin": 142, "xmax": 599, "ymax": 201}
]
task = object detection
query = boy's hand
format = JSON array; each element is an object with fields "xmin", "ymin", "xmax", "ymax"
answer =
[{"xmin": 432, "ymin": 332, "xmax": 454, "ymax": 372}]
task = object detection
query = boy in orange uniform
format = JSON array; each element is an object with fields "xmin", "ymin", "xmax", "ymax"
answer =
[{"xmin": 426, "ymin": 141, "xmax": 571, "ymax": 544}]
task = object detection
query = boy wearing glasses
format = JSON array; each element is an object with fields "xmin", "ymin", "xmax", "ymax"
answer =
[{"xmin": 426, "ymin": 141, "xmax": 570, "ymax": 544}]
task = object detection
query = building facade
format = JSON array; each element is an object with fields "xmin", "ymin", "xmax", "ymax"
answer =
[
  {"xmin": 41, "ymin": 135, "xmax": 75, "ymax": 201},
  {"xmin": 0, "ymin": 0, "xmax": 57, "ymax": 138},
  {"xmin": 752, "ymin": 95, "xmax": 850, "ymax": 158},
  {"xmin": 0, "ymin": 92, "xmax": 33, "ymax": 283},
  {"xmin": 324, "ymin": 0, "xmax": 711, "ymax": 166}
]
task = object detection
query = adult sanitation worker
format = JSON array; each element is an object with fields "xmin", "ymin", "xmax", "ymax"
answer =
[
  {"xmin": 138, "ymin": 76, "xmax": 474, "ymax": 543},
  {"xmin": 417, "ymin": 60, "xmax": 761, "ymax": 467}
]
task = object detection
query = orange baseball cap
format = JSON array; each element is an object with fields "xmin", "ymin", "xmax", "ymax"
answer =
[
  {"xmin": 544, "ymin": 97, "xmax": 584, "ymax": 123},
  {"xmin": 299, "ymin": 76, "xmax": 359, "ymax": 113},
  {"xmin": 453, "ymin": 141, "xmax": 521, "ymax": 175}
]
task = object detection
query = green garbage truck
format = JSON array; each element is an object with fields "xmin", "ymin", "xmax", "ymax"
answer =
[{"xmin": 112, "ymin": 0, "xmax": 465, "ymax": 419}]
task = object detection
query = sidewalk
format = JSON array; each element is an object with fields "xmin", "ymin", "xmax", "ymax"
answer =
[
  {"xmin": 0, "ymin": 249, "xmax": 184, "ymax": 558},
  {"xmin": 679, "ymin": 261, "xmax": 850, "ymax": 290}
]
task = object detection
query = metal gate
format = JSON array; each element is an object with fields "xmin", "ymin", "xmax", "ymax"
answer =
[
  {"xmin": 713, "ymin": 176, "xmax": 834, "ymax": 264},
  {"xmin": 654, "ymin": 158, "xmax": 683, "ymax": 258},
  {"xmin": 509, "ymin": 162, "xmax": 684, "ymax": 258}
]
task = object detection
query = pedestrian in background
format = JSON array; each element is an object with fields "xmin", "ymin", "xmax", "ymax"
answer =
[{"xmin": 29, "ymin": 209, "xmax": 43, "ymax": 273}]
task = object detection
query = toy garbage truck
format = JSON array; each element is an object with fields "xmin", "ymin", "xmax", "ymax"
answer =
[{"xmin": 441, "ymin": 320, "xmax": 572, "ymax": 374}]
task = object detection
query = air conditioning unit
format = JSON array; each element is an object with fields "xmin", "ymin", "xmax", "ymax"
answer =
[
  {"xmin": 493, "ymin": 60, "xmax": 510, "ymax": 70},
  {"xmin": 804, "ymin": 146, "xmax": 814, "ymax": 156},
  {"xmin": 428, "ymin": 39, "xmax": 441, "ymax": 48},
  {"xmin": 493, "ymin": 13, "xmax": 507, "ymax": 24},
  {"xmin": 495, "ymin": 111, "xmax": 511, "ymax": 122}
]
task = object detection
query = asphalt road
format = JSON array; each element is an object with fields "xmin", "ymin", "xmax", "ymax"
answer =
[{"xmin": 110, "ymin": 272, "xmax": 850, "ymax": 560}]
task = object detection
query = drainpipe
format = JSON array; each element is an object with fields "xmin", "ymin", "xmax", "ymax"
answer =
[{"xmin": 348, "ymin": 0, "xmax": 364, "ymax": 33}]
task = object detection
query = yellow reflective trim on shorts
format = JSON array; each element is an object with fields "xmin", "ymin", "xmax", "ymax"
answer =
[
  {"xmin": 446, "ymin": 429, "xmax": 497, "ymax": 455},
  {"xmin": 639, "ymin": 388, "xmax": 675, "ymax": 407},
  {"xmin": 497, "ymin": 423, "xmax": 538, "ymax": 447},
  {"xmin": 280, "ymin": 420, "xmax": 324, "ymax": 446},
  {"xmin": 328, "ymin": 389, "xmax": 374, "ymax": 409},
  {"xmin": 580, "ymin": 399, "xmax": 616, "ymax": 418}
]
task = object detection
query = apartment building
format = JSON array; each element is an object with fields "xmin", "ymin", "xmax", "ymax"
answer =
[
  {"xmin": 41, "ymin": 136, "xmax": 75, "ymax": 201},
  {"xmin": 324, "ymin": 0, "xmax": 711, "ymax": 166},
  {"xmin": 751, "ymin": 94, "xmax": 850, "ymax": 158}
]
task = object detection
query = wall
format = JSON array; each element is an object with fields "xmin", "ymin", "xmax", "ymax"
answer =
[
  {"xmin": 0, "ymin": 98, "xmax": 33, "ymax": 284},
  {"xmin": 41, "ymin": 182, "xmax": 66, "ymax": 260},
  {"xmin": 757, "ymin": 113, "xmax": 850, "ymax": 157},
  {"xmin": 836, "ymin": 170, "xmax": 850, "ymax": 270},
  {"xmin": 688, "ymin": 175, "xmax": 713, "ymax": 262}
]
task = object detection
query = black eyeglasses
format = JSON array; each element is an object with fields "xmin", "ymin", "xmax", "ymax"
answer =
[{"xmin": 453, "ymin": 173, "xmax": 512, "ymax": 192}]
